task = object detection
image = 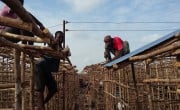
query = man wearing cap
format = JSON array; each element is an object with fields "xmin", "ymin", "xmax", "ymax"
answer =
[{"xmin": 104, "ymin": 35, "xmax": 124, "ymax": 62}]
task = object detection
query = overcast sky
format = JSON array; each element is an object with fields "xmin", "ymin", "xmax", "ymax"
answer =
[{"xmin": 1, "ymin": 0, "xmax": 180, "ymax": 72}]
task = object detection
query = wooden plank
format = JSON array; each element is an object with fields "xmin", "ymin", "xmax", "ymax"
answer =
[
  {"xmin": 130, "ymin": 41, "xmax": 180, "ymax": 61},
  {"xmin": 0, "ymin": 30, "xmax": 49, "ymax": 43},
  {"xmin": 0, "ymin": 16, "xmax": 32, "ymax": 32},
  {"xmin": 0, "ymin": 37, "xmax": 67, "ymax": 59}
]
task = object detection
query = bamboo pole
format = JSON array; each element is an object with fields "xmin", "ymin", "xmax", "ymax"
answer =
[
  {"xmin": 143, "ymin": 79, "xmax": 180, "ymax": 83},
  {"xmin": 131, "ymin": 63, "xmax": 140, "ymax": 110},
  {"xmin": 0, "ymin": 83, "xmax": 14, "ymax": 89},
  {"xmin": 0, "ymin": 16, "xmax": 32, "ymax": 32},
  {"xmin": 0, "ymin": 30, "xmax": 49, "ymax": 43},
  {"xmin": 172, "ymin": 49, "xmax": 180, "ymax": 56},
  {"xmin": 29, "ymin": 56, "xmax": 35, "ymax": 110},
  {"xmin": 14, "ymin": 49, "xmax": 22, "ymax": 110},
  {"xmin": 102, "ymin": 90, "xmax": 129, "ymax": 107},
  {"xmin": 0, "ymin": 37, "xmax": 24, "ymax": 51},
  {"xmin": 145, "ymin": 62, "xmax": 153, "ymax": 110},
  {"xmin": 0, "ymin": 37, "xmax": 67, "ymax": 59},
  {"xmin": 103, "ymin": 80, "xmax": 135, "ymax": 89},
  {"xmin": 130, "ymin": 41, "xmax": 180, "ymax": 61},
  {"xmin": 21, "ymin": 52, "xmax": 25, "ymax": 110}
]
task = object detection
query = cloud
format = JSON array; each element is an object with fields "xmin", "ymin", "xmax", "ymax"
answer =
[
  {"xmin": 141, "ymin": 34, "xmax": 161, "ymax": 43},
  {"xmin": 64, "ymin": 0, "xmax": 104, "ymax": 12},
  {"xmin": 1, "ymin": 0, "xmax": 179, "ymax": 72}
]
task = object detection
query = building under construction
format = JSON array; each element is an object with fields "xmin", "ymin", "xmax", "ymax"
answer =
[{"xmin": 0, "ymin": 0, "xmax": 180, "ymax": 110}]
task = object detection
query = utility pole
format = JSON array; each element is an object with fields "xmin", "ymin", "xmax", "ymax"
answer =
[
  {"xmin": 63, "ymin": 20, "xmax": 66, "ymax": 48},
  {"xmin": 62, "ymin": 20, "xmax": 66, "ymax": 110}
]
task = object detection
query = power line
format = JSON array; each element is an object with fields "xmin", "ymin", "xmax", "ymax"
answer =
[
  {"xmin": 46, "ymin": 21, "xmax": 180, "ymax": 30},
  {"xmin": 47, "ymin": 23, "xmax": 62, "ymax": 28},
  {"xmin": 66, "ymin": 29, "xmax": 178, "ymax": 32},
  {"xmin": 68, "ymin": 21, "xmax": 180, "ymax": 24},
  {"xmin": 46, "ymin": 20, "xmax": 180, "ymax": 28}
]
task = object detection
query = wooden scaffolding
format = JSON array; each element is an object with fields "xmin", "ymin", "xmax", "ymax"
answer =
[{"xmin": 0, "ymin": 1, "xmax": 80, "ymax": 110}]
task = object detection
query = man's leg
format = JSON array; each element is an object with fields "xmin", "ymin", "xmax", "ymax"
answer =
[
  {"xmin": 34, "ymin": 63, "xmax": 46, "ymax": 110},
  {"xmin": 43, "ymin": 72, "xmax": 57, "ymax": 104},
  {"xmin": 104, "ymin": 48, "xmax": 112, "ymax": 61}
]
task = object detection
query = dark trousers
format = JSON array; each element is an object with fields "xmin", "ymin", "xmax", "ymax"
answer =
[{"xmin": 35, "ymin": 58, "xmax": 58, "ymax": 93}]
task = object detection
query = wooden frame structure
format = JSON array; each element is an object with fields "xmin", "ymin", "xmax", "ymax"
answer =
[
  {"xmin": 1, "ymin": 1, "xmax": 180, "ymax": 110},
  {"xmin": 0, "ymin": 1, "xmax": 79, "ymax": 110},
  {"xmin": 83, "ymin": 31, "xmax": 180, "ymax": 110}
]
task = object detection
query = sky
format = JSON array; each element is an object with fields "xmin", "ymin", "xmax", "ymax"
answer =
[{"xmin": 1, "ymin": 0, "xmax": 180, "ymax": 72}]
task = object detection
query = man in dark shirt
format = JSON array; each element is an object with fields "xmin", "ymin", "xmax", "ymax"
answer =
[{"xmin": 35, "ymin": 31, "xmax": 64, "ymax": 110}]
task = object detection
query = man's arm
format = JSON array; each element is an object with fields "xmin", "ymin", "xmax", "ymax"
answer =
[
  {"xmin": 104, "ymin": 48, "xmax": 112, "ymax": 62},
  {"xmin": 112, "ymin": 50, "xmax": 123, "ymax": 60}
]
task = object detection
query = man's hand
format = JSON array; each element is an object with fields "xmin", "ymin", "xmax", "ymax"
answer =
[
  {"xmin": 104, "ymin": 51, "xmax": 108, "ymax": 59},
  {"xmin": 104, "ymin": 51, "xmax": 111, "ymax": 62},
  {"xmin": 62, "ymin": 46, "xmax": 71, "ymax": 57},
  {"xmin": 112, "ymin": 50, "xmax": 123, "ymax": 60}
]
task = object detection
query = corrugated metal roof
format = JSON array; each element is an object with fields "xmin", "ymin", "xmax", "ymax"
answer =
[{"xmin": 104, "ymin": 29, "xmax": 180, "ymax": 67}]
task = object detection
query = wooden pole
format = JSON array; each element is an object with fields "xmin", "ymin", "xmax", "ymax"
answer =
[
  {"xmin": 0, "ymin": 16, "xmax": 32, "ymax": 32},
  {"xmin": 0, "ymin": 30, "xmax": 49, "ymax": 43},
  {"xmin": 130, "ymin": 41, "xmax": 180, "ymax": 61},
  {"xmin": 145, "ymin": 61, "xmax": 153, "ymax": 110},
  {"xmin": 63, "ymin": 20, "xmax": 66, "ymax": 48},
  {"xmin": 29, "ymin": 56, "xmax": 35, "ymax": 110},
  {"xmin": 0, "ymin": 83, "xmax": 15, "ymax": 89},
  {"xmin": 131, "ymin": 63, "xmax": 140, "ymax": 110},
  {"xmin": 177, "ymin": 54, "xmax": 180, "ymax": 78},
  {"xmin": 143, "ymin": 79, "xmax": 180, "ymax": 83},
  {"xmin": 0, "ymin": 37, "xmax": 66, "ymax": 59},
  {"xmin": 103, "ymin": 80, "xmax": 135, "ymax": 89},
  {"xmin": 14, "ymin": 49, "xmax": 22, "ymax": 110},
  {"xmin": 21, "ymin": 52, "xmax": 25, "ymax": 110},
  {"xmin": 62, "ymin": 20, "xmax": 66, "ymax": 110}
]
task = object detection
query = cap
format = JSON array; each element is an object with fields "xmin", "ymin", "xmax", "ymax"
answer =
[{"xmin": 104, "ymin": 35, "xmax": 111, "ymax": 42}]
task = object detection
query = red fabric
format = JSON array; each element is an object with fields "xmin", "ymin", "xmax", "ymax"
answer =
[{"xmin": 113, "ymin": 36, "xmax": 123, "ymax": 51}]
